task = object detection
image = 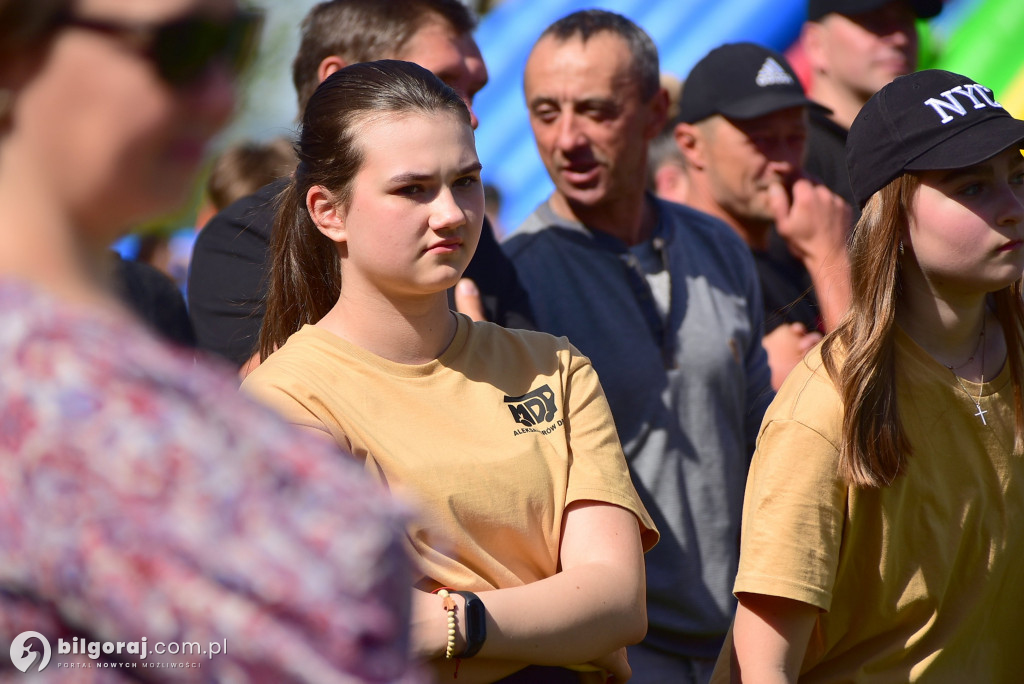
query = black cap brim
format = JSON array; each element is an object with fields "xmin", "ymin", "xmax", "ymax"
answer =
[
  {"xmin": 808, "ymin": 0, "xmax": 943, "ymax": 21},
  {"xmin": 905, "ymin": 116, "xmax": 1024, "ymax": 171},
  {"xmin": 911, "ymin": 0, "xmax": 945, "ymax": 19},
  {"xmin": 718, "ymin": 92, "xmax": 831, "ymax": 120}
]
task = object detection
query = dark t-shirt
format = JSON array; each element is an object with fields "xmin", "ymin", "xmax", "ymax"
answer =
[
  {"xmin": 188, "ymin": 179, "xmax": 535, "ymax": 365},
  {"xmin": 805, "ymin": 106, "xmax": 861, "ymax": 225},
  {"xmin": 754, "ymin": 232, "xmax": 822, "ymax": 335},
  {"xmin": 112, "ymin": 253, "xmax": 195, "ymax": 348}
]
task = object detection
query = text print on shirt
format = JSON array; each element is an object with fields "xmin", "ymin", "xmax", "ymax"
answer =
[{"xmin": 504, "ymin": 384, "xmax": 562, "ymax": 436}]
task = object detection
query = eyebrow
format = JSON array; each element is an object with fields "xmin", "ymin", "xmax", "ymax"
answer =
[
  {"xmin": 528, "ymin": 96, "xmax": 558, "ymax": 110},
  {"xmin": 935, "ymin": 153, "xmax": 1024, "ymax": 183},
  {"xmin": 936, "ymin": 165, "xmax": 992, "ymax": 184},
  {"xmin": 388, "ymin": 161, "xmax": 483, "ymax": 185},
  {"xmin": 577, "ymin": 97, "xmax": 618, "ymax": 111},
  {"xmin": 528, "ymin": 96, "xmax": 620, "ymax": 113},
  {"xmin": 436, "ymin": 69, "xmax": 489, "ymax": 93}
]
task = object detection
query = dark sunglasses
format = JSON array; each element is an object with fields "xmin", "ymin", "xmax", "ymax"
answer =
[{"xmin": 60, "ymin": 8, "xmax": 264, "ymax": 88}]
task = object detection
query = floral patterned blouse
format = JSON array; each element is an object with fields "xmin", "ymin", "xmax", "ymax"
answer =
[{"xmin": 0, "ymin": 281, "xmax": 423, "ymax": 683}]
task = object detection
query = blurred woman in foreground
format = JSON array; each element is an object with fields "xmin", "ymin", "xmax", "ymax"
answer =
[{"xmin": 0, "ymin": 1, "xmax": 418, "ymax": 681}]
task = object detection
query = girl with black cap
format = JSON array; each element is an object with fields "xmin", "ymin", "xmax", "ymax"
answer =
[{"xmin": 714, "ymin": 69, "xmax": 1024, "ymax": 682}]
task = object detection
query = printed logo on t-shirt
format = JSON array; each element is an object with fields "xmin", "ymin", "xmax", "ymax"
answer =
[{"xmin": 504, "ymin": 384, "xmax": 562, "ymax": 436}]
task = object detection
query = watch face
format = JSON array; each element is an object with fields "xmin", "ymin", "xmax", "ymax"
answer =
[{"xmin": 455, "ymin": 591, "xmax": 487, "ymax": 658}]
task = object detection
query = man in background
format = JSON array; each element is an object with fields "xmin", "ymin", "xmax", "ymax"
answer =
[
  {"xmin": 505, "ymin": 11, "xmax": 773, "ymax": 682},
  {"xmin": 801, "ymin": 0, "xmax": 943, "ymax": 207},
  {"xmin": 674, "ymin": 42, "xmax": 850, "ymax": 388}
]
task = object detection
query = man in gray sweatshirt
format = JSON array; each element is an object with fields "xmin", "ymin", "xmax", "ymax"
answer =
[{"xmin": 503, "ymin": 10, "xmax": 774, "ymax": 683}]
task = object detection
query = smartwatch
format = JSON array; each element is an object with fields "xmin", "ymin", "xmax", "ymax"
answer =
[{"xmin": 454, "ymin": 590, "xmax": 487, "ymax": 658}]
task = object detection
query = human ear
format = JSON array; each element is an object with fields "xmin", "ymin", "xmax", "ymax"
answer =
[
  {"xmin": 801, "ymin": 22, "xmax": 827, "ymax": 74},
  {"xmin": 644, "ymin": 87, "xmax": 671, "ymax": 140},
  {"xmin": 317, "ymin": 56, "xmax": 347, "ymax": 85},
  {"xmin": 674, "ymin": 122, "xmax": 705, "ymax": 169},
  {"xmin": 306, "ymin": 185, "xmax": 346, "ymax": 244}
]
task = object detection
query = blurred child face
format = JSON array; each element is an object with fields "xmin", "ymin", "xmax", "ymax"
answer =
[
  {"xmin": 334, "ymin": 110, "xmax": 483, "ymax": 301},
  {"xmin": 907, "ymin": 147, "xmax": 1024, "ymax": 299},
  {"xmin": 17, "ymin": 0, "xmax": 240, "ymax": 241}
]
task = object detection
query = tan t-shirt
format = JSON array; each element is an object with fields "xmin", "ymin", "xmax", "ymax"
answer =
[
  {"xmin": 242, "ymin": 314, "xmax": 658, "ymax": 591},
  {"xmin": 719, "ymin": 329, "xmax": 1024, "ymax": 681}
]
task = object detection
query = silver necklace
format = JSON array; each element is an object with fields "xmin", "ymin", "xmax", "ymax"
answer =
[{"xmin": 946, "ymin": 321, "xmax": 987, "ymax": 425}]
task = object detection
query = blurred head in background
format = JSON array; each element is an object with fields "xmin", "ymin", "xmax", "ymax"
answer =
[
  {"xmin": 291, "ymin": 0, "xmax": 486, "ymax": 127},
  {"xmin": 802, "ymin": 0, "xmax": 943, "ymax": 128}
]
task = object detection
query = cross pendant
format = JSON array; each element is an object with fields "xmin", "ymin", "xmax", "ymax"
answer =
[{"xmin": 975, "ymin": 405, "xmax": 988, "ymax": 425}]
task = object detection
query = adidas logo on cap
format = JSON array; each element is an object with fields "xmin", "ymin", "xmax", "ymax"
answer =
[{"xmin": 755, "ymin": 57, "xmax": 794, "ymax": 87}]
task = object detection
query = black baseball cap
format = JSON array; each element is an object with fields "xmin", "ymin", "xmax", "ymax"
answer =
[
  {"xmin": 678, "ymin": 42, "xmax": 826, "ymax": 124},
  {"xmin": 807, "ymin": 0, "xmax": 943, "ymax": 22},
  {"xmin": 846, "ymin": 69, "xmax": 1024, "ymax": 207}
]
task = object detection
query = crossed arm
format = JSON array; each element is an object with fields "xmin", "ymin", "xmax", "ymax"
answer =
[{"xmin": 412, "ymin": 500, "xmax": 648, "ymax": 684}]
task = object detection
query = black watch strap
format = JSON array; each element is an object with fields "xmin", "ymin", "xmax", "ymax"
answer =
[{"xmin": 454, "ymin": 591, "xmax": 487, "ymax": 658}]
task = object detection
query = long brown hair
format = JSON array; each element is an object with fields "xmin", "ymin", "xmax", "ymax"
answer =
[
  {"xmin": 259, "ymin": 59, "xmax": 471, "ymax": 361},
  {"xmin": 821, "ymin": 173, "xmax": 1024, "ymax": 487}
]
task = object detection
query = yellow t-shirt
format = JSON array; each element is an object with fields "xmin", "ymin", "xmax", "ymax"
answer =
[
  {"xmin": 720, "ymin": 329, "xmax": 1024, "ymax": 681},
  {"xmin": 241, "ymin": 314, "xmax": 658, "ymax": 591}
]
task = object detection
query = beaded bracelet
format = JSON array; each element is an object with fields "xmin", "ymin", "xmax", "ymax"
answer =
[{"xmin": 435, "ymin": 588, "xmax": 457, "ymax": 660}]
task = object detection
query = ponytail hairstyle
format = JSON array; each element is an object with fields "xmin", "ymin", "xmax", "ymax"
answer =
[
  {"xmin": 259, "ymin": 59, "xmax": 471, "ymax": 361},
  {"xmin": 821, "ymin": 173, "xmax": 1024, "ymax": 487}
]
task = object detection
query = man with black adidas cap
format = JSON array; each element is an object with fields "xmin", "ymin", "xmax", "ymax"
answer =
[
  {"xmin": 674, "ymin": 42, "xmax": 851, "ymax": 388},
  {"xmin": 801, "ymin": 0, "xmax": 944, "ymax": 209}
]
